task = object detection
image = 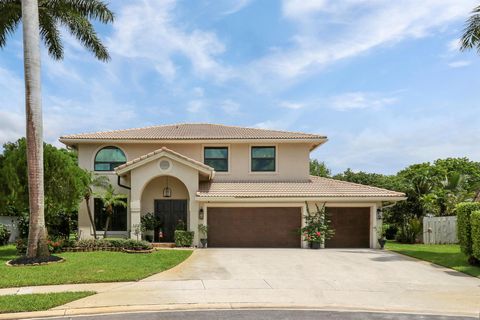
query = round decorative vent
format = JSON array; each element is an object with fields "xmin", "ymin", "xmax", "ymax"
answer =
[{"xmin": 159, "ymin": 159, "xmax": 171, "ymax": 170}]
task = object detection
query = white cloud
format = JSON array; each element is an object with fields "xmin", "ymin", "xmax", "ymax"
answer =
[
  {"xmin": 279, "ymin": 101, "xmax": 304, "ymax": 109},
  {"xmin": 222, "ymin": 0, "xmax": 252, "ymax": 15},
  {"xmin": 248, "ymin": 0, "xmax": 476, "ymax": 80},
  {"xmin": 448, "ymin": 60, "xmax": 471, "ymax": 68},
  {"xmin": 221, "ymin": 99, "xmax": 240, "ymax": 114},
  {"xmin": 187, "ymin": 100, "xmax": 204, "ymax": 113},
  {"xmin": 329, "ymin": 92, "xmax": 397, "ymax": 111},
  {"xmin": 447, "ymin": 38, "xmax": 462, "ymax": 52},
  {"xmin": 107, "ymin": 0, "xmax": 230, "ymax": 80}
]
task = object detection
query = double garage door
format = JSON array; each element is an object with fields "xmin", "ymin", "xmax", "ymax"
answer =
[{"xmin": 207, "ymin": 207, "xmax": 370, "ymax": 248}]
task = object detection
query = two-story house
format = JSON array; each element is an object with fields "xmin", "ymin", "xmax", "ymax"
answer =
[{"xmin": 60, "ymin": 123, "xmax": 405, "ymax": 248}]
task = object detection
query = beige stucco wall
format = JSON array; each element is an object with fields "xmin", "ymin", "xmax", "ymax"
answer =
[{"xmin": 76, "ymin": 142, "xmax": 311, "ymax": 181}]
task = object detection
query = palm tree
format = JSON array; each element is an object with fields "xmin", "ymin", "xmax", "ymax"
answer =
[
  {"xmin": 96, "ymin": 184, "xmax": 126, "ymax": 238},
  {"xmin": 461, "ymin": 4, "xmax": 480, "ymax": 53},
  {"xmin": 0, "ymin": 0, "xmax": 113, "ymax": 259},
  {"xmin": 82, "ymin": 170, "xmax": 109, "ymax": 239}
]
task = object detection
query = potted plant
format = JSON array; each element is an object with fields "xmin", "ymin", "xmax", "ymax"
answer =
[
  {"xmin": 198, "ymin": 224, "xmax": 208, "ymax": 248},
  {"xmin": 300, "ymin": 203, "xmax": 335, "ymax": 249},
  {"xmin": 140, "ymin": 213, "xmax": 156, "ymax": 242},
  {"xmin": 377, "ymin": 224, "xmax": 388, "ymax": 249}
]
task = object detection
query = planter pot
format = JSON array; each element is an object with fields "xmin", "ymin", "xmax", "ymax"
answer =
[
  {"xmin": 378, "ymin": 238, "xmax": 387, "ymax": 250},
  {"xmin": 311, "ymin": 242, "xmax": 321, "ymax": 249},
  {"xmin": 200, "ymin": 238, "xmax": 208, "ymax": 248}
]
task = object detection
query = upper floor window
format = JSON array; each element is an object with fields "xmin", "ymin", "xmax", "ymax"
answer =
[
  {"xmin": 204, "ymin": 147, "xmax": 228, "ymax": 172},
  {"xmin": 251, "ymin": 146, "xmax": 276, "ymax": 172},
  {"xmin": 94, "ymin": 146, "xmax": 127, "ymax": 171}
]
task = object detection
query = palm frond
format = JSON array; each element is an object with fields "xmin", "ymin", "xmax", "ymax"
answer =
[
  {"xmin": 54, "ymin": 0, "xmax": 114, "ymax": 23},
  {"xmin": 460, "ymin": 5, "xmax": 480, "ymax": 53},
  {"xmin": 0, "ymin": 0, "xmax": 21, "ymax": 48},
  {"xmin": 55, "ymin": 9, "xmax": 110, "ymax": 61},
  {"xmin": 38, "ymin": 10, "xmax": 63, "ymax": 60}
]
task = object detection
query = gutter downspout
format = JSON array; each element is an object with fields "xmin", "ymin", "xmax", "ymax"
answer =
[{"xmin": 117, "ymin": 175, "xmax": 131, "ymax": 190}]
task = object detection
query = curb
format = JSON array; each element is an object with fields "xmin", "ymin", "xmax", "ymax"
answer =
[{"xmin": 0, "ymin": 303, "xmax": 477, "ymax": 319}]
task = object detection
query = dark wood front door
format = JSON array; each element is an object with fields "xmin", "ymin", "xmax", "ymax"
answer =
[
  {"xmin": 154, "ymin": 200, "xmax": 187, "ymax": 242},
  {"xmin": 325, "ymin": 207, "xmax": 370, "ymax": 248},
  {"xmin": 207, "ymin": 207, "xmax": 301, "ymax": 248}
]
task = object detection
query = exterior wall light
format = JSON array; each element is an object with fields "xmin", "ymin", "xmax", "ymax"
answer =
[
  {"xmin": 376, "ymin": 208, "xmax": 383, "ymax": 220},
  {"xmin": 199, "ymin": 208, "xmax": 204, "ymax": 220},
  {"xmin": 163, "ymin": 176, "xmax": 172, "ymax": 198}
]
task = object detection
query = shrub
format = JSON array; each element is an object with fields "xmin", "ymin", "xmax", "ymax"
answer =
[
  {"xmin": 396, "ymin": 218, "xmax": 422, "ymax": 243},
  {"xmin": 175, "ymin": 230, "xmax": 194, "ymax": 247},
  {"xmin": 16, "ymin": 239, "xmax": 27, "ymax": 255},
  {"xmin": 384, "ymin": 224, "xmax": 398, "ymax": 240},
  {"xmin": 471, "ymin": 211, "xmax": 480, "ymax": 261},
  {"xmin": 456, "ymin": 202, "xmax": 480, "ymax": 257},
  {"xmin": 0, "ymin": 224, "xmax": 11, "ymax": 245},
  {"xmin": 121, "ymin": 239, "xmax": 152, "ymax": 250},
  {"xmin": 65, "ymin": 238, "xmax": 152, "ymax": 251},
  {"xmin": 47, "ymin": 239, "xmax": 64, "ymax": 253}
]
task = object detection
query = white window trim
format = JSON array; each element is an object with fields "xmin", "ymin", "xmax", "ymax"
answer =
[
  {"xmin": 201, "ymin": 144, "xmax": 231, "ymax": 174},
  {"xmin": 249, "ymin": 144, "xmax": 278, "ymax": 174}
]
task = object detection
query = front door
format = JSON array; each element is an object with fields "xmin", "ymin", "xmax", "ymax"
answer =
[{"xmin": 154, "ymin": 200, "xmax": 187, "ymax": 242}]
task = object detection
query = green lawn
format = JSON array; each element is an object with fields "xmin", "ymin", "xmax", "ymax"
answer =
[
  {"xmin": 0, "ymin": 245, "xmax": 192, "ymax": 288},
  {"xmin": 0, "ymin": 291, "xmax": 95, "ymax": 313},
  {"xmin": 386, "ymin": 241, "xmax": 480, "ymax": 278}
]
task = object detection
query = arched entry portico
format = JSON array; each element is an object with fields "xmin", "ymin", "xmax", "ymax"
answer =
[
  {"xmin": 141, "ymin": 175, "xmax": 189, "ymax": 242},
  {"xmin": 115, "ymin": 147, "xmax": 214, "ymax": 245}
]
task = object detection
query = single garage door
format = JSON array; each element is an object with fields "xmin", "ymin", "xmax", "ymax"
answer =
[
  {"xmin": 208, "ymin": 207, "xmax": 302, "ymax": 248},
  {"xmin": 325, "ymin": 207, "xmax": 370, "ymax": 248}
]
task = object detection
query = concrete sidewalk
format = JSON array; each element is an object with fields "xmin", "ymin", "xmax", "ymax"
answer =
[{"xmin": 0, "ymin": 281, "xmax": 134, "ymax": 296}]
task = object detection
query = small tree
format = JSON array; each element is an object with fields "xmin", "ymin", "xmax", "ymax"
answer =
[
  {"xmin": 96, "ymin": 184, "xmax": 127, "ymax": 238},
  {"xmin": 81, "ymin": 171, "xmax": 109, "ymax": 239},
  {"xmin": 300, "ymin": 203, "xmax": 334, "ymax": 246}
]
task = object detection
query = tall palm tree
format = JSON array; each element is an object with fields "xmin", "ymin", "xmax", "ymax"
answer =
[
  {"xmin": 461, "ymin": 4, "xmax": 480, "ymax": 53},
  {"xmin": 82, "ymin": 170, "xmax": 109, "ymax": 239},
  {"xmin": 0, "ymin": 0, "xmax": 114, "ymax": 259},
  {"xmin": 96, "ymin": 184, "xmax": 126, "ymax": 238}
]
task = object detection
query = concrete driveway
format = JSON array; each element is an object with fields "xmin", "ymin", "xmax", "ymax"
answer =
[{"xmin": 57, "ymin": 249, "xmax": 480, "ymax": 316}]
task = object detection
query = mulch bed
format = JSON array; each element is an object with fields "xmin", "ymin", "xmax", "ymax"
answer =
[{"xmin": 7, "ymin": 255, "xmax": 64, "ymax": 267}]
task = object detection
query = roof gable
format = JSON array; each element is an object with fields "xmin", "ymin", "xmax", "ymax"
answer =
[{"xmin": 115, "ymin": 147, "xmax": 214, "ymax": 178}]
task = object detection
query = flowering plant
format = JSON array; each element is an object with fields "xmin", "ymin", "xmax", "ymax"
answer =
[
  {"xmin": 47, "ymin": 239, "xmax": 64, "ymax": 253},
  {"xmin": 300, "ymin": 203, "xmax": 335, "ymax": 244}
]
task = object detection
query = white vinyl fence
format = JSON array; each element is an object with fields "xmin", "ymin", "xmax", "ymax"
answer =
[
  {"xmin": 423, "ymin": 216, "xmax": 457, "ymax": 244},
  {"xmin": 0, "ymin": 216, "xmax": 20, "ymax": 243}
]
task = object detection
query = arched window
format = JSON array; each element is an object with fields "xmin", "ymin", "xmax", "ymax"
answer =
[{"xmin": 94, "ymin": 147, "xmax": 126, "ymax": 171}]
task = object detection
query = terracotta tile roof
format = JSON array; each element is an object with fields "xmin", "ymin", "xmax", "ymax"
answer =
[
  {"xmin": 60, "ymin": 123, "xmax": 326, "ymax": 141},
  {"xmin": 197, "ymin": 176, "xmax": 405, "ymax": 199},
  {"xmin": 115, "ymin": 147, "xmax": 213, "ymax": 174}
]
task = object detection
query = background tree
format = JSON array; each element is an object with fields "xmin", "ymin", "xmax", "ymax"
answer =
[
  {"xmin": 0, "ymin": 138, "xmax": 87, "ymax": 238},
  {"xmin": 96, "ymin": 184, "xmax": 126, "ymax": 238},
  {"xmin": 0, "ymin": 0, "xmax": 114, "ymax": 259},
  {"xmin": 461, "ymin": 4, "xmax": 480, "ymax": 53},
  {"xmin": 309, "ymin": 159, "xmax": 331, "ymax": 177}
]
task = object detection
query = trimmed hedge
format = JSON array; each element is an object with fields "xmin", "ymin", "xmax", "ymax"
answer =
[
  {"xmin": 456, "ymin": 202, "xmax": 480, "ymax": 257},
  {"xmin": 174, "ymin": 231, "xmax": 194, "ymax": 247},
  {"xmin": 471, "ymin": 211, "xmax": 480, "ymax": 260}
]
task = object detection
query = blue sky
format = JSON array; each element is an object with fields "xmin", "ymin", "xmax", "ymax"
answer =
[{"xmin": 0, "ymin": 0, "xmax": 479, "ymax": 174}]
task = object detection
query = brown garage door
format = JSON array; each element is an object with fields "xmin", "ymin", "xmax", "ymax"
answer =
[
  {"xmin": 325, "ymin": 207, "xmax": 370, "ymax": 248},
  {"xmin": 208, "ymin": 207, "xmax": 301, "ymax": 248}
]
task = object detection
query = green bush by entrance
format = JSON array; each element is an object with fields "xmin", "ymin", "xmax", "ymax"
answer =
[{"xmin": 174, "ymin": 231, "xmax": 194, "ymax": 247}]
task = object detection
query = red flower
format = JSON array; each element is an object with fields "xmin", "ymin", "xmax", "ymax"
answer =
[{"xmin": 316, "ymin": 231, "xmax": 321, "ymax": 236}]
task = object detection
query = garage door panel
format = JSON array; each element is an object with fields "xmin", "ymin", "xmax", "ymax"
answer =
[
  {"xmin": 208, "ymin": 207, "xmax": 301, "ymax": 248},
  {"xmin": 325, "ymin": 207, "xmax": 370, "ymax": 248}
]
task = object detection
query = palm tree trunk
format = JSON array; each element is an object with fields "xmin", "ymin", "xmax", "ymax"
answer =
[
  {"xmin": 103, "ymin": 215, "xmax": 110, "ymax": 238},
  {"xmin": 22, "ymin": 0, "xmax": 49, "ymax": 258},
  {"xmin": 85, "ymin": 196, "xmax": 97, "ymax": 239}
]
